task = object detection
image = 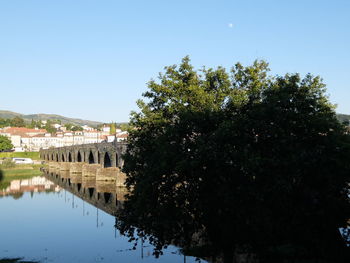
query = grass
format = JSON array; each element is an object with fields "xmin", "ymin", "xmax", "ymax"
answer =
[
  {"xmin": 0, "ymin": 152, "xmax": 40, "ymax": 160},
  {"xmin": 0, "ymin": 164, "xmax": 43, "ymax": 190}
]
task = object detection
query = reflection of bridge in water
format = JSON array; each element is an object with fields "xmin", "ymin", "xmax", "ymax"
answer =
[
  {"xmin": 40, "ymin": 155, "xmax": 204, "ymax": 263},
  {"xmin": 43, "ymin": 168, "xmax": 196, "ymax": 263},
  {"xmin": 43, "ymin": 166, "xmax": 128, "ymax": 216}
]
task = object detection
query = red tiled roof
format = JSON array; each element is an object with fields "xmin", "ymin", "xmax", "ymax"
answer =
[
  {"xmin": 0, "ymin": 127, "xmax": 47, "ymax": 137},
  {"xmin": 3, "ymin": 127, "xmax": 46, "ymax": 133},
  {"xmin": 116, "ymin": 133, "xmax": 128, "ymax": 138}
]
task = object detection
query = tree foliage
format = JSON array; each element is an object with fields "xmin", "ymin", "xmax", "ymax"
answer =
[
  {"xmin": 0, "ymin": 117, "xmax": 26, "ymax": 128},
  {"xmin": 0, "ymin": 135, "xmax": 13, "ymax": 151},
  {"xmin": 28, "ymin": 119, "xmax": 42, "ymax": 129},
  {"xmin": 64, "ymin": 123, "xmax": 73, "ymax": 130},
  {"xmin": 110, "ymin": 122, "xmax": 116, "ymax": 134},
  {"xmin": 117, "ymin": 57, "xmax": 350, "ymax": 262},
  {"xmin": 71, "ymin": 125, "xmax": 83, "ymax": 131},
  {"xmin": 10, "ymin": 116, "xmax": 25, "ymax": 127},
  {"xmin": 43, "ymin": 120, "xmax": 57, "ymax": 133},
  {"xmin": 119, "ymin": 123, "xmax": 131, "ymax": 131}
]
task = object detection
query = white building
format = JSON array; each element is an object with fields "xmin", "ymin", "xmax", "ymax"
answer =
[
  {"xmin": 0, "ymin": 127, "xmax": 47, "ymax": 151},
  {"xmin": 102, "ymin": 125, "xmax": 111, "ymax": 133},
  {"xmin": 116, "ymin": 131, "xmax": 128, "ymax": 142},
  {"xmin": 82, "ymin": 125, "xmax": 94, "ymax": 131},
  {"xmin": 0, "ymin": 127, "xmax": 110, "ymax": 151}
]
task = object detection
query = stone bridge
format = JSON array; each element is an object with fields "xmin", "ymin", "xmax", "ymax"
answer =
[
  {"xmin": 40, "ymin": 141, "xmax": 127, "ymax": 168},
  {"xmin": 40, "ymin": 142, "xmax": 128, "ymax": 188}
]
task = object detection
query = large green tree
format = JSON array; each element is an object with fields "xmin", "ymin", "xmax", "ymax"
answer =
[
  {"xmin": 0, "ymin": 135, "xmax": 13, "ymax": 151},
  {"xmin": 117, "ymin": 57, "xmax": 350, "ymax": 262}
]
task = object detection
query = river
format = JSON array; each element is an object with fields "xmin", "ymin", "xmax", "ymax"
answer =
[{"xmin": 0, "ymin": 169, "xmax": 205, "ymax": 263}]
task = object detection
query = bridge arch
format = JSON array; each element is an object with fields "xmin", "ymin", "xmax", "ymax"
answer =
[
  {"xmin": 104, "ymin": 192, "xmax": 111, "ymax": 204},
  {"xmin": 61, "ymin": 153, "xmax": 65, "ymax": 162},
  {"xmin": 115, "ymin": 153, "xmax": 119, "ymax": 167},
  {"xmin": 77, "ymin": 151, "xmax": 83, "ymax": 162},
  {"xmin": 103, "ymin": 152, "xmax": 112, "ymax": 168},
  {"xmin": 88, "ymin": 151, "xmax": 95, "ymax": 164},
  {"xmin": 68, "ymin": 152, "xmax": 72, "ymax": 162}
]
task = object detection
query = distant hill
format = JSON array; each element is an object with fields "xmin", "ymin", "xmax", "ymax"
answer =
[
  {"xmin": 0, "ymin": 110, "xmax": 22, "ymax": 119},
  {"xmin": 0, "ymin": 110, "xmax": 102, "ymax": 127},
  {"xmin": 336, "ymin": 113, "xmax": 350, "ymax": 124},
  {"xmin": 1, "ymin": 109, "xmax": 348, "ymax": 128}
]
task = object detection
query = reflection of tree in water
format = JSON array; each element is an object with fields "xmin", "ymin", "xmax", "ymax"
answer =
[
  {"xmin": 0, "ymin": 169, "xmax": 3, "ymax": 181},
  {"xmin": 0, "ymin": 258, "xmax": 39, "ymax": 263},
  {"xmin": 11, "ymin": 192, "xmax": 24, "ymax": 200}
]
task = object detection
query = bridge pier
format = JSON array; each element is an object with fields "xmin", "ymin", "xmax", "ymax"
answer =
[
  {"xmin": 96, "ymin": 181, "xmax": 117, "ymax": 205},
  {"xmin": 96, "ymin": 167, "xmax": 118, "ymax": 182},
  {"xmin": 82, "ymin": 176, "xmax": 96, "ymax": 189},
  {"xmin": 116, "ymin": 169, "xmax": 126, "ymax": 187},
  {"xmin": 60, "ymin": 170, "xmax": 70, "ymax": 180},
  {"xmin": 70, "ymin": 173, "xmax": 82, "ymax": 184},
  {"xmin": 96, "ymin": 180, "xmax": 116, "ymax": 193},
  {"xmin": 59, "ymin": 162, "xmax": 70, "ymax": 171},
  {"xmin": 70, "ymin": 163, "xmax": 84, "ymax": 174},
  {"xmin": 116, "ymin": 186, "xmax": 127, "ymax": 202},
  {"xmin": 82, "ymin": 164, "xmax": 101, "ymax": 177}
]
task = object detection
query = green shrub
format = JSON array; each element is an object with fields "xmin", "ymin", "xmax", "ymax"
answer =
[{"xmin": 1, "ymin": 158, "xmax": 15, "ymax": 168}]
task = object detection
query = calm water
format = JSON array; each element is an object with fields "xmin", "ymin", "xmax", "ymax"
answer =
[{"xmin": 0, "ymin": 173, "xmax": 205, "ymax": 263}]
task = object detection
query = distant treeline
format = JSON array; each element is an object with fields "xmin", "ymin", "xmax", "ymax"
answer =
[
  {"xmin": 0, "ymin": 117, "xmax": 62, "ymax": 133},
  {"xmin": 0, "ymin": 116, "xmax": 30, "ymax": 128}
]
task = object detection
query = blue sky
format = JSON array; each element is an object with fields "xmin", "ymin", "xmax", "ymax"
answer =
[{"xmin": 0, "ymin": 0, "xmax": 349, "ymax": 122}]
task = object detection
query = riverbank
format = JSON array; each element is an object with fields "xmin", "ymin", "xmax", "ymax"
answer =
[
  {"xmin": 0, "ymin": 152, "xmax": 40, "ymax": 160},
  {"xmin": 0, "ymin": 164, "xmax": 44, "ymax": 190}
]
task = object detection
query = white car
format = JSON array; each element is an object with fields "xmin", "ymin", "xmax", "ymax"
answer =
[{"xmin": 12, "ymin": 158, "xmax": 34, "ymax": 164}]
